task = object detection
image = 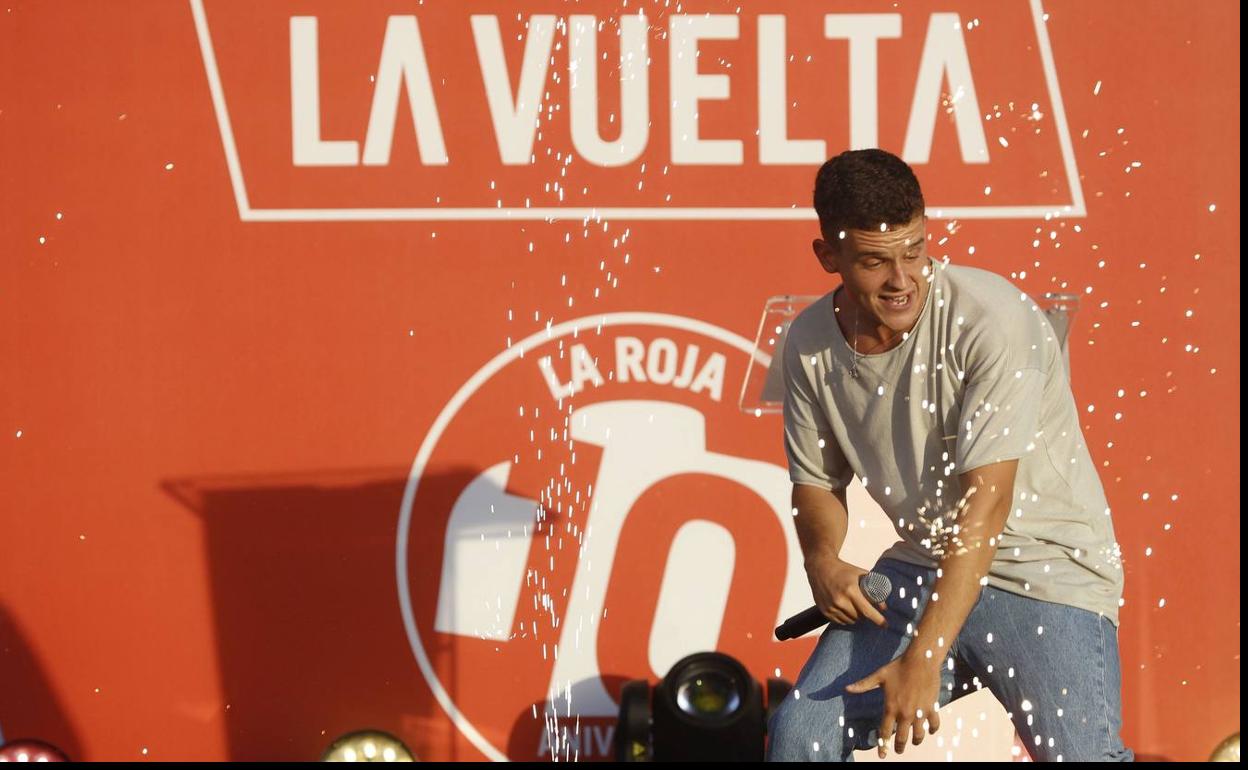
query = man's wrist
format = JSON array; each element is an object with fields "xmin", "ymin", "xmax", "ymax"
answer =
[
  {"xmin": 802, "ymin": 550, "xmax": 843, "ymax": 570},
  {"xmin": 900, "ymin": 639, "xmax": 948, "ymax": 670}
]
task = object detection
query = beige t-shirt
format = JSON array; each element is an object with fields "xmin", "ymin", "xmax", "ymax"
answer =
[{"xmin": 782, "ymin": 259, "xmax": 1125, "ymax": 624}]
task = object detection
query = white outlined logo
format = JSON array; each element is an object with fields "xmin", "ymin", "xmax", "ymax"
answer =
[
  {"xmin": 394, "ymin": 313, "xmax": 818, "ymax": 760},
  {"xmin": 190, "ymin": 0, "xmax": 1083, "ymax": 222}
]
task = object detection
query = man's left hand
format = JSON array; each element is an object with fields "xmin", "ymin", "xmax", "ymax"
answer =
[{"xmin": 844, "ymin": 652, "xmax": 943, "ymax": 758}]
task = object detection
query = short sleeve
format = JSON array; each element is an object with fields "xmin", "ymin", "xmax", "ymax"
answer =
[
  {"xmin": 781, "ymin": 331, "xmax": 853, "ymax": 492},
  {"xmin": 954, "ymin": 325, "xmax": 1045, "ymax": 473}
]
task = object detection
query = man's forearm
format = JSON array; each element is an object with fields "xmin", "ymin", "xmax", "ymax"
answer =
[
  {"xmin": 903, "ymin": 474, "xmax": 1012, "ymax": 669},
  {"xmin": 902, "ymin": 520, "xmax": 1001, "ymax": 666},
  {"xmin": 791, "ymin": 484, "xmax": 850, "ymax": 566}
]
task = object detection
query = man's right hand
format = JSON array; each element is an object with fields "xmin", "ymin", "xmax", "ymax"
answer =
[{"xmin": 804, "ymin": 555, "xmax": 888, "ymax": 627}]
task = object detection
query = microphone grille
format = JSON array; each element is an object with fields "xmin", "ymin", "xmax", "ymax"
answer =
[{"xmin": 861, "ymin": 572, "xmax": 892, "ymax": 604}]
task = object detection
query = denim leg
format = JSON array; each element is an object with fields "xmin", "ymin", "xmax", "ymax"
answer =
[
  {"xmin": 766, "ymin": 559, "xmax": 961, "ymax": 762},
  {"xmin": 956, "ymin": 588, "xmax": 1134, "ymax": 762},
  {"xmin": 765, "ymin": 619, "xmax": 899, "ymax": 761}
]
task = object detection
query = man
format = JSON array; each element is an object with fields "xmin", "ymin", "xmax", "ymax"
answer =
[{"xmin": 765, "ymin": 149, "xmax": 1133, "ymax": 762}]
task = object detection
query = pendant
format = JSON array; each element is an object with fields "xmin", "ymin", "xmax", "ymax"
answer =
[{"xmin": 849, "ymin": 365, "xmax": 860, "ymax": 379}]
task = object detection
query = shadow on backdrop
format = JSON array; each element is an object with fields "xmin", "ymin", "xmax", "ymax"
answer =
[
  {"xmin": 162, "ymin": 465, "xmax": 493, "ymax": 761},
  {"xmin": 0, "ymin": 603, "xmax": 83, "ymax": 759}
]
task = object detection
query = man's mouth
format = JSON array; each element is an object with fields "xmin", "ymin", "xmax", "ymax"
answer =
[{"xmin": 880, "ymin": 293, "xmax": 913, "ymax": 311}]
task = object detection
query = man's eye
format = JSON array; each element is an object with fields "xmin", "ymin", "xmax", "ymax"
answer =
[{"xmin": 906, "ymin": 252, "xmax": 922, "ymax": 260}]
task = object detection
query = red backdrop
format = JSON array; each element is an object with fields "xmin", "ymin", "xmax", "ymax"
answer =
[{"xmin": 0, "ymin": 0, "xmax": 1239, "ymax": 762}]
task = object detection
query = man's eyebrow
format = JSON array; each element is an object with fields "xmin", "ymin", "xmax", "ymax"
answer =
[{"xmin": 856, "ymin": 241, "xmax": 924, "ymax": 258}]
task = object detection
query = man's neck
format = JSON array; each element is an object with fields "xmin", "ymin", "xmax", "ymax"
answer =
[{"xmin": 834, "ymin": 282, "xmax": 929, "ymax": 353}]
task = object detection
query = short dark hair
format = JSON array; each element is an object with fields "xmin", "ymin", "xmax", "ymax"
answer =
[{"xmin": 813, "ymin": 149, "xmax": 925, "ymax": 240}]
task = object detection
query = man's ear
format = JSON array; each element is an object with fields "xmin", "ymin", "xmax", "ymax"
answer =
[{"xmin": 812, "ymin": 238, "xmax": 841, "ymax": 275}]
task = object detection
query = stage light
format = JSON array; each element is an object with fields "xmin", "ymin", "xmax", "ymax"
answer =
[
  {"xmin": 0, "ymin": 739, "xmax": 70, "ymax": 762},
  {"xmin": 321, "ymin": 730, "xmax": 415, "ymax": 762},
  {"xmin": 1210, "ymin": 732, "xmax": 1240, "ymax": 762},
  {"xmin": 616, "ymin": 651, "xmax": 791, "ymax": 762}
]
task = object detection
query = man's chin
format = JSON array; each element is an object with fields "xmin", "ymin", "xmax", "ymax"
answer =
[{"xmin": 875, "ymin": 307, "xmax": 915, "ymax": 328}]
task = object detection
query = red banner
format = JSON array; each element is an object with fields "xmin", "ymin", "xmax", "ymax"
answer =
[{"xmin": 0, "ymin": 0, "xmax": 1239, "ymax": 762}]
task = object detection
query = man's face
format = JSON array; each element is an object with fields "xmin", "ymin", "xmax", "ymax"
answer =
[{"xmin": 814, "ymin": 215, "xmax": 931, "ymax": 334}]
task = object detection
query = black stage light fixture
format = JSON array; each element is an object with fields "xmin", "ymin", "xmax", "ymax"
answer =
[
  {"xmin": 0, "ymin": 739, "xmax": 70, "ymax": 762},
  {"xmin": 616, "ymin": 651, "xmax": 791, "ymax": 762},
  {"xmin": 321, "ymin": 729, "xmax": 416, "ymax": 762},
  {"xmin": 1210, "ymin": 731, "xmax": 1240, "ymax": 762}
]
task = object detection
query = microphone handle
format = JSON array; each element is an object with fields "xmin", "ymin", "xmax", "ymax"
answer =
[
  {"xmin": 774, "ymin": 605, "xmax": 828, "ymax": 641},
  {"xmin": 774, "ymin": 573, "xmax": 889, "ymax": 641}
]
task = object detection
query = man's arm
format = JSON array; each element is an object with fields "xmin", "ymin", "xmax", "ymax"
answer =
[
  {"xmin": 791, "ymin": 483, "xmax": 849, "ymax": 565},
  {"xmin": 845, "ymin": 459, "xmax": 1017, "ymax": 757},
  {"xmin": 792, "ymin": 483, "xmax": 886, "ymax": 627},
  {"xmin": 904, "ymin": 460, "xmax": 1016, "ymax": 678}
]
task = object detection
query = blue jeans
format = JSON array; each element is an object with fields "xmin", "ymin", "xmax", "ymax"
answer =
[{"xmin": 766, "ymin": 558, "xmax": 1133, "ymax": 762}]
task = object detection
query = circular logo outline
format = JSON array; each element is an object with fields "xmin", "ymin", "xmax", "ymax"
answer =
[{"xmin": 395, "ymin": 312, "xmax": 763, "ymax": 760}]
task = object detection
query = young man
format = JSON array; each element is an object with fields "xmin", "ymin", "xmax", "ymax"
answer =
[{"xmin": 765, "ymin": 149, "xmax": 1133, "ymax": 762}]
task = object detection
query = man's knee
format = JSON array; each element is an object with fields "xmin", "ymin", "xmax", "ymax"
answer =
[
  {"xmin": 1024, "ymin": 734, "xmax": 1135, "ymax": 763},
  {"xmin": 1016, "ymin": 715, "xmax": 1135, "ymax": 763}
]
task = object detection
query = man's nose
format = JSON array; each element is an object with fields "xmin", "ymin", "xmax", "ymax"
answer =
[{"xmin": 887, "ymin": 260, "xmax": 908, "ymax": 287}]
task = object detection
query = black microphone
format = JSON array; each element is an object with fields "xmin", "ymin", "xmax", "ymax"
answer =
[{"xmin": 774, "ymin": 572, "xmax": 893, "ymax": 641}]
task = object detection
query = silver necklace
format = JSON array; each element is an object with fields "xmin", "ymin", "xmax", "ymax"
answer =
[
  {"xmin": 849, "ymin": 312, "xmax": 865, "ymax": 378},
  {"xmin": 847, "ymin": 307, "xmax": 901, "ymax": 379}
]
